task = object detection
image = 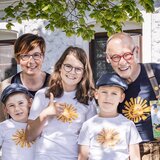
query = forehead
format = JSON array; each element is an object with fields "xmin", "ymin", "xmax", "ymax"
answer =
[
  {"xmin": 107, "ymin": 37, "xmax": 134, "ymax": 53},
  {"xmin": 63, "ymin": 53, "xmax": 83, "ymax": 66},
  {"xmin": 98, "ymin": 85, "xmax": 123, "ymax": 92},
  {"xmin": 5, "ymin": 93, "xmax": 28, "ymax": 104}
]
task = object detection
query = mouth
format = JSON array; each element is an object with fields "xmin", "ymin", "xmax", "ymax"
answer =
[
  {"xmin": 15, "ymin": 112, "xmax": 23, "ymax": 116},
  {"xmin": 119, "ymin": 66, "xmax": 130, "ymax": 71},
  {"xmin": 103, "ymin": 102, "xmax": 112, "ymax": 105},
  {"xmin": 66, "ymin": 75, "xmax": 76, "ymax": 80}
]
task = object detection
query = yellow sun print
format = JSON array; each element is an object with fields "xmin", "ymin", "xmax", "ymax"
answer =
[
  {"xmin": 96, "ymin": 128, "xmax": 120, "ymax": 148},
  {"xmin": 12, "ymin": 129, "xmax": 34, "ymax": 148},
  {"xmin": 57, "ymin": 103, "xmax": 78, "ymax": 123},
  {"xmin": 122, "ymin": 97, "xmax": 151, "ymax": 123}
]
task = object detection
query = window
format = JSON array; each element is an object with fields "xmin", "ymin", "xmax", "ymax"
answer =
[{"xmin": 0, "ymin": 40, "xmax": 17, "ymax": 81}]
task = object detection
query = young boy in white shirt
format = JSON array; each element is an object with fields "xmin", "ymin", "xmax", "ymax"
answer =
[
  {"xmin": 78, "ymin": 73, "xmax": 142, "ymax": 160},
  {"xmin": 0, "ymin": 83, "xmax": 35, "ymax": 160}
]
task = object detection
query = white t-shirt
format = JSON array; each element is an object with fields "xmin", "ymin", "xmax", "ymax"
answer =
[
  {"xmin": 78, "ymin": 114, "xmax": 142, "ymax": 160},
  {"xmin": 29, "ymin": 88, "xmax": 97, "ymax": 160},
  {"xmin": 0, "ymin": 119, "xmax": 35, "ymax": 160}
]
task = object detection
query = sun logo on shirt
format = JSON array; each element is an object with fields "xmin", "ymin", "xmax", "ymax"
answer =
[
  {"xmin": 122, "ymin": 97, "xmax": 151, "ymax": 123},
  {"xmin": 12, "ymin": 129, "xmax": 34, "ymax": 148},
  {"xmin": 96, "ymin": 128, "xmax": 120, "ymax": 148},
  {"xmin": 57, "ymin": 103, "xmax": 78, "ymax": 123}
]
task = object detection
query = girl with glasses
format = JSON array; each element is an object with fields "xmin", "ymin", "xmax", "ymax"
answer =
[{"xmin": 26, "ymin": 46, "xmax": 97, "ymax": 160}]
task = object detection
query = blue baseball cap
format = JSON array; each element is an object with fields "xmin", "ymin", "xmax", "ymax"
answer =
[
  {"xmin": 96, "ymin": 73, "xmax": 128, "ymax": 90},
  {"xmin": 1, "ymin": 83, "xmax": 33, "ymax": 104}
]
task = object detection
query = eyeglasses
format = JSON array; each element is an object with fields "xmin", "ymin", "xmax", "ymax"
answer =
[
  {"xmin": 19, "ymin": 52, "xmax": 42, "ymax": 61},
  {"xmin": 109, "ymin": 47, "xmax": 135, "ymax": 62},
  {"xmin": 63, "ymin": 64, "xmax": 84, "ymax": 74}
]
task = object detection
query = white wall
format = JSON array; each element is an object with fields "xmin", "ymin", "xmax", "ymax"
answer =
[{"xmin": 0, "ymin": 19, "xmax": 90, "ymax": 73}]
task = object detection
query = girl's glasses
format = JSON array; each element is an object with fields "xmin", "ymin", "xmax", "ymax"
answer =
[{"xmin": 63, "ymin": 64, "xmax": 84, "ymax": 74}]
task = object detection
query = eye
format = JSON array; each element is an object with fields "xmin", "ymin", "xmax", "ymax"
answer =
[
  {"xmin": 75, "ymin": 67, "xmax": 83, "ymax": 73},
  {"xmin": 101, "ymin": 91, "xmax": 108, "ymax": 94},
  {"xmin": 65, "ymin": 64, "xmax": 72, "ymax": 68},
  {"xmin": 111, "ymin": 55, "xmax": 121, "ymax": 61},
  {"xmin": 7, "ymin": 104, "xmax": 14, "ymax": 108},
  {"xmin": 123, "ymin": 52, "xmax": 133, "ymax": 60},
  {"xmin": 19, "ymin": 101, "xmax": 24, "ymax": 105},
  {"xmin": 112, "ymin": 92, "xmax": 118, "ymax": 95},
  {"xmin": 21, "ymin": 54, "xmax": 29, "ymax": 59},
  {"xmin": 33, "ymin": 52, "xmax": 41, "ymax": 59}
]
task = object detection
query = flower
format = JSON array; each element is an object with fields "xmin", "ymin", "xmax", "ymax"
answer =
[
  {"xmin": 96, "ymin": 128, "xmax": 120, "ymax": 148},
  {"xmin": 12, "ymin": 129, "xmax": 34, "ymax": 148},
  {"xmin": 122, "ymin": 97, "xmax": 151, "ymax": 123},
  {"xmin": 57, "ymin": 103, "xmax": 78, "ymax": 123}
]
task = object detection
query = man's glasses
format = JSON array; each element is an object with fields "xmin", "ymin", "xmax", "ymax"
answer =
[
  {"xmin": 19, "ymin": 52, "xmax": 42, "ymax": 61},
  {"xmin": 109, "ymin": 47, "xmax": 135, "ymax": 62},
  {"xmin": 63, "ymin": 64, "xmax": 84, "ymax": 74}
]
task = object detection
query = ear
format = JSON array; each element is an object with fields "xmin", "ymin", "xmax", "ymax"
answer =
[
  {"xmin": 3, "ymin": 106, "xmax": 9, "ymax": 114},
  {"xmin": 15, "ymin": 57, "xmax": 20, "ymax": 64},
  {"xmin": 106, "ymin": 54, "xmax": 111, "ymax": 63},
  {"xmin": 94, "ymin": 89, "xmax": 98, "ymax": 100},
  {"xmin": 28, "ymin": 98, "xmax": 33, "ymax": 108},
  {"xmin": 120, "ymin": 93, "xmax": 125, "ymax": 103},
  {"xmin": 134, "ymin": 46, "xmax": 140, "ymax": 63}
]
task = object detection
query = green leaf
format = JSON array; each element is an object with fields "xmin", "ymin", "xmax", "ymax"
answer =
[
  {"xmin": 6, "ymin": 22, "xmax": 14, "ymax": 30},
  {"xmin": 0, "ymin": 0, "xmax": 155, "ymax": 40}
]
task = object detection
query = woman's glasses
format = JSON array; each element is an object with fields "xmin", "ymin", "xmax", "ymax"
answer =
[
  {"xmin": 63, "ymin": 64, "xmax": 84, "ymax": 74},
  {"xmin": 19, "ymin": 52, "xmax": 42, "ymax": 61}
]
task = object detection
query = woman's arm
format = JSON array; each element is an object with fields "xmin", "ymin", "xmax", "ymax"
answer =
[
  {"xmin": 129, "ymin": 143, "xmax": 140, "ymax": 160},
  {"xmin": 26, "ymin": 93, "xmax": 64, "ymax": 141},
  {"xmin": 78, "ymin": 145, "xmax": 89, "ymax": 160}
]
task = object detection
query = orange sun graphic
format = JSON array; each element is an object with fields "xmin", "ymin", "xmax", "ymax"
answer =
[
  {"xmin": 122, "ymin": 97, "xmax": 151, "ymax": 123},
  {"xmin": 96, "ymin": 128, "xmax": 120, "ymax": 148},
  {"xmin": 57, "ymin": 103, "xmax": 78, "ymax": 123},
  {"xmin": 12, "ymin": 129, "xmax": 34, "ymax": 148}
]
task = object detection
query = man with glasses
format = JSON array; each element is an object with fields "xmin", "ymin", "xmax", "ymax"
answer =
[{"xmin": 106, "ymin": 32, "xmax": 160, "ymax": 160}]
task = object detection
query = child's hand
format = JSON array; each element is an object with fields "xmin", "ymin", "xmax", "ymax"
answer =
[{"xmin": 44, "ymin": 93, "xmax": 64, "ymax": 118}]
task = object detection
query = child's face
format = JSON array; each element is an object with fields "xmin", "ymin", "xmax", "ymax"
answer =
[
  {"xmin": 4, "ymin": 93, "xmax": 32, "ymax": 123},
  {"xmin": 95, "ymin": 86, "xmax": 125, "ymax": 116},
  {"xmin": 60, "ymin": 53, "xmax": 84, "ymax": 91}
]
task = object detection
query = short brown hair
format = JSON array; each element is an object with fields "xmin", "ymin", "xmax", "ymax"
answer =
[{"xmin": 14, "ymin": 33, "xmax": 46, "ymax": 60}]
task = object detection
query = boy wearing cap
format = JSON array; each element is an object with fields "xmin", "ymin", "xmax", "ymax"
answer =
[
  {"xmin": 0, "ymin": 83, "xmax": 35, "ymax": 160},
  {"xmin": 78, "ymin": 73, "xmax": 142, "ymax": 160}
]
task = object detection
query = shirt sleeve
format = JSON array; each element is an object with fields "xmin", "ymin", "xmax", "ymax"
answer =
[
  {"xmin": 78, "ymin": 122, "xmax": 90, "ymax": 146},
  {"xmin": 129, "ymin": 121, "xmax": 142, "ymax": 144},
  {"xmin": 86, "ymin": 99, "xmax": 97, "ymax": 120},
  {"xmin": 28, "ymin": 88, "xmax": 49, "ymax": 120},
  {"xmin": 0, "ymin": 123, "xmax": 4, "ymax": 146}
]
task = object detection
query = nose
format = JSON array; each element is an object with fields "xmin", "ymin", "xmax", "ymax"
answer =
[
  {"xmin": 118, "ymin": 56, "xmax": 128, "ymax": 65},
  {"xmin": 14, "ymin": 105, "xmax": 20, "ymax": 111},
  {"xmin": 28, "ymin": 55, "xmax": 35, "ymax": 62},
  {"xmin": 70, "ymin": 67, "xmax": 76, "ymax": 74}
]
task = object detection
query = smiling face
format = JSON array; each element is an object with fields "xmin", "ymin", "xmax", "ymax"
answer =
[
  {"xmin": 17, "ymin": 46, "xmax": 44, "ymax": 76},
  {"xmin": 106, "ymin": 35, "xmax": 140, "ymax": 82},
  {"xmin": 60, "ymin": 53, "xmax": 84, "ymax": 91},
  {"xmin": 95, "ymin": 86, "xmax": 125, "ymax": 117},
  {"xmin": 4, "ymin": 93, "xmax": 32, "ymax": 123}
]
